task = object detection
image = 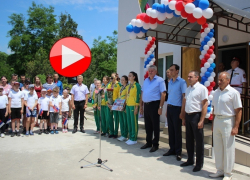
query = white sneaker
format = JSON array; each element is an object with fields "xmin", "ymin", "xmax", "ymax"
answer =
[
  {"xmin": 62, "ymin": 129, "xmax": 65, "ymax": 133},
  {"xmin": 127, "ymin": 140, "xmax": 137, "ymax": 145},
  {"xmin": 1, "ymin": 133, "xmax": 4, "ymax": 138},
  {"xmin": 209, "ymin": 171, "xmax": 224, "ymax": 178},
  {"xmin": 118, "ymin": 136, "xmax": 127, "ymax": 141},
  {"xmin": 223, "ymin": 177, "xmax": 232, "ymax": 180},
  {"xmin": 126, "ymin": 139, "xmax": 132, "ymax": 144},
  {"xmin": 65, "ymin": 129, "xmax": 68, "ymax": 133},
  {"xmin": 93, "ymin": 131, "xmax": 99, "ymax": 134}
]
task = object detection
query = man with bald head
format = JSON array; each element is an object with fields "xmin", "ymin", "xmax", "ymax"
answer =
[{"xmin": 209, "ymin": 72, "xmax": 242, "ymax": 180}]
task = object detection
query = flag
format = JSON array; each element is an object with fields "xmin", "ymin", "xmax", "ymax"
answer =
[
  {"xmin": 138, "ymin": 0, "xmax": 148, "ymax": 13},
  {"xmin": 62, "ymin": 118, "xmax": 68, "ymax": 125},
  {"xmin": 0, "ymin": 120, "xmax": 4, "ymax": 128},
  {"xmin": 26, "ymin": 107, "xmax": 31, "ymax": 117},
  {"xmin": 39, "ymin": 109, "xmax": 43, "ymax": 116},
  {"xmin": 53, "ymin": 105, "xmax": 59, "ymax": 112},
  {"xmin": 7, "ymin": 116, "xmax": 11, "ymax": 124}
]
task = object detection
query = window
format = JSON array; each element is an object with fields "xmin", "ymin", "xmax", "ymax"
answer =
[
  {"xmin": 157, "ymin": 55, "xmax": 173, "ymax": 79},
  {"xmin": 158, "ymin": 58, "xmax": 164, "ymax": 77}
]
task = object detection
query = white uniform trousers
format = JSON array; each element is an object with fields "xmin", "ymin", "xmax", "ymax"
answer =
[
  {"xmin": 160, "ymin": 101, "xmax": 168, "ymax": 127},
  {"xmin": 213, "ymin": 116, "xmax": 235, "ymax": 178}
]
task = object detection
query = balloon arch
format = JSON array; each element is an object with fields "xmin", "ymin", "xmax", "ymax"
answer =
[{"xmin": 126, "ymin": 0, "xmax": 216, "ymax": 119}]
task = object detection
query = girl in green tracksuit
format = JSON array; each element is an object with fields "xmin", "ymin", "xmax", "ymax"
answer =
[
  {"xmin": 117, "ymin": 75, "xmax": 129, "ymax": 142},
  {"xmin": 126, "ymin": 71, "xmax": 141, "ymax": 145},
  {"xmin": 92, "ymin": 80, "xmax": 102, "ymax": 134}
]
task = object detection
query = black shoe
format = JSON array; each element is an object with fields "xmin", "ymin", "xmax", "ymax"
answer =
[
  {"xmin": 113, "ymin": 135, "xmax": 118, "ymax": 139},
  {"xmin": 109, "ymin": 135, "xmax": 114, "ymax": 138},
  {"xmin": 44, "ymin": 130, "xmax": 49, "ymax": 134},
  {"xmin": 149, "ymin": 146, "xmax": 158, "ymax": 152},
  {"xmin": 38, "ymin": 130, "xmax": 42, "ymax": 135},
  {"xmin": 11, "ymin": 132, "xmax": 15, "ymax": 137},
  {"xmin": 176, "ymin": 155, "xmax": 182, "ymax": 161},
  {"xmin": 72, "ymin": 129, "xmax": 77, "ymax": 134},
  {"xmin": 101, "ymin": 133, "xmax": 105, "ymax": 136},
  {"xmin": 140, "ymin": 144, "xmax": 152, "ymax": 149},
  {"xmin": 180, "ymin": 161, "xmax": 194, "ymax": 167},
  {"xmin": 163, "ymin": 151, "xmax": 176, "ymax": 156},
  {"xmin": 80, "ymin": 129, "xmax": 85, "ymax": 133},
  {"xmin": 193, "ymin": 166, "xmax": 202, "ymax": 172},
  {"xmin": 22, "ymin": 128, "xmax": 26, "ymax": 134},
  {"xmin": 16, "ymin": 132, "xmax": 21, "ymax": 137}
]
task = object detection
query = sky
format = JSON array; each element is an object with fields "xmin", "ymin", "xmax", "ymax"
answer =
[{"xmin": 0, "ymin": 0, "xmax": 118, "ymax": 54}]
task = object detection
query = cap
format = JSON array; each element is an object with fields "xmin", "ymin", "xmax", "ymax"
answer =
[
  {"xmin": 47, "ymin": 88, "xmax": 52, "ymax": 92},
  {"xmin": 28, "ymin": 84, "xmax": 34, "ymax": 88},
  {"xmin": 41, "ymin": 88, "xmax": 47, "ymax": 92},
  {"xmin": 232, "ymin": 57, "xmax": 240, "ymax": 62},
  {"xmin": 14, "ymin": 82, "xmax": 20, "ymax": 85}
]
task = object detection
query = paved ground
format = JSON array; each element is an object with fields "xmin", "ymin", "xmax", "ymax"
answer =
[{"xmin": 0, "ymin": 114, "xmax": 249, "ymax": 180}]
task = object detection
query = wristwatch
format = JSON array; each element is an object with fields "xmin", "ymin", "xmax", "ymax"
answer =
[{"xmin": 159, "ymin": 106, "xmax": 162, "ymax": 109}]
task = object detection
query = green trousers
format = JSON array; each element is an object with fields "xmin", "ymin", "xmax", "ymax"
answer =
[
  {"xmin": 101, "ymin": 106, "xmax": 109, "ymax": 134},
  {"xmin": 118, "ymin": 111, "xmax": 128, "ymax": 138},
  {"xmin": 94, "ymin": 109, "xmax": 100, "ymax": 131},
  {"xmin": 126, "ymin": 106, "xmax": 139, "ymax": 141},
  {"xmin": 113, "ymin": 111, "xmax": 120, "ymax": 136},
  {"xmin": 105, "ymin": 106, "xmax": 114, "ymax": 135}
]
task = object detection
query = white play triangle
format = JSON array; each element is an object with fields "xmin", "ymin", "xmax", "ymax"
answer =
[{"xmin": 62, "ymin": 45, "xmax": 84, "ymax": 69}]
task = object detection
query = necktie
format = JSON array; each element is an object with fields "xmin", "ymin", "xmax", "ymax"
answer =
[{"xmin": 230, "ymin": 69, "xmax": 234, "ymax": 84}]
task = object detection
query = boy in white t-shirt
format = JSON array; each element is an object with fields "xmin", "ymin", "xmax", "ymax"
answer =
[
  {"xmin": 60, "ymin": 89, "xmax": 72, "ymax": 133},
  {"xmin": 8, "ymin": 82, "xmax": 24, "ymax": 137},
  {"xmin": 0, "ymin": 86, "xmax": 8, "ymax": 138},
  {"xmin": 49, "ymin": 87, "xmax": 61, "ymax": 134},
  {"xmin": 38, "ymin": 89, "xmax": 50, "ymax": 135},
  {"xmin": 24, "ymin": 84, "xmax": 38, "ymax": 136}
]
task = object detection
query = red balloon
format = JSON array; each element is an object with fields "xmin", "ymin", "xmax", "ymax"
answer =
[
  {"xmin": 187, "ymin": 14, "xmax": 197, "ymax": 23},
  {"xmin": 150, "ymin": 41, "xmax": 154, "ymax": 45},
  {"xmin": 200, "ymin": 63, "xmax": 204, "ymax": 67},
  {"xmin": 202, "ymin": 23, "xmax": 208, "ymax": 29},
  {"xmin": 208, "ymin": 91, "xmax": 211, "ymax": 95},
  {"xmin": 200, "ymin": 29, "xmax": 204, "ymax": 33},
  {"xmin": 210, "ymin": 81, "xmax": 216, "ymax": 87},
  {"xmin": 140, "ymin": 13, "xmax": 147, "ymax": 20},
  {"xmin": 157, "ymin": 19, "xmax": 164, "ymax": 24},
  {"xmin": 197, "ymin": 16, "xmax": 207, "ymax": 25},
  {"xmin": 207, "ymin": 86, "xmax": 213, "ymax": 91},
  {"xmin": 181, "ymin": 9, "xmax": 189, "ymax": 18},
  {"xmin": 207, "ymin": 49, "xmax": 213, "ymax": 55},
  {"xmin": 144, "ymin": 71, "xmax": 149, "ymax": 79},
  {"xmin": 204, "ymin": 54, "xmax": 210, "ymax": 60},
  {"xmin": 149, "ymin": 17, "xmax": 157, "ymax": 24},
  {"xmin": 152, "ymin": 37, "xmax": 156, "ymax": 41},
  {"xmin": 210, "ymin": 45, "xmax": 214, "ymax": 50},
  {"xmin": 144, "ymin": 15, "xmax": 150, "ymax": 23},
  {"xmin": 208, "ymin": 114, "xmax": 213, "ymax": 120},
  {"xmin": 201, "ymin": 58, "xmax": 207, "ymax": 64},
  {"xmin": 136, "ymin": 14, "xmax": 141, "ymax": 20},
  {"xmin": 175, "ymin": 1, "xmax": 184, "ymax": 11}
]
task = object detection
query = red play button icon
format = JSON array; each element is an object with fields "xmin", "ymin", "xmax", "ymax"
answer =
[{"xmin": 49, "ymin": 37, "xmax": 91, "ymax": 77}]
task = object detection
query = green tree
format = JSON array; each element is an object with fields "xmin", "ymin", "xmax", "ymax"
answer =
[{"xmin": 0, "ymin": 52, "xmax": 14, "ymax": 80}]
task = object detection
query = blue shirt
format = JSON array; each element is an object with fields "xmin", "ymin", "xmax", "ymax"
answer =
[
  {"xmin": 142, "ymin": 75, "xmax": 166, "ymax": 103},
  {"xmin": 167, "ymin": 76, "xmax": 187, "ymax": 107},
  {"xmin": 19, "ymin": 82, "xmax": 24, "ymax": 90},
  {"xmin": 55, "ymin": 80, "xmax": 63, "ymax": 95}
]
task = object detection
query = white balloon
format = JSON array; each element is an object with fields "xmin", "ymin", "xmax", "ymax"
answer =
[
  {"xmin": 211, "ymin": 72, "xmax": 216, "ymax": 77},
  {"xmin": 204, "ymin": 81, "xmax": 210, "ymax": 87},
  {"xmin": 208, "ymin": 95, "xmax": 213, "ymax": 101},
  {"xmin": 135, "ymin": 19, "xmax": 143, "ymax": 27},
  {"xmin": 210, "ymin": 90, "xmax": 215, "ymax": 95},
  {"xmin": 210, "ymin": 54, "xmax": 216, "ymax": 59},
  {"xmin": 200, "ymin": 38, "xmax": 204, "ymax": 42},
  {"xmin": 201, "ymin": 32, "xmax": 207, "ymax": 38},
  {"xmin": 169, "ymin": 1, "xmax": 177, "ymax": 10},
  {"xmin": 137, "ymin": 32, "xmax": 144, "ymax": 38},
  {"xmin": 152, "ymin": 58, "xmax": 156, "ymax": 62},
  {"xmin": 146, "ymin": 64, "xmax": 150, "ymax": 69},
  {"xmin": 199, "ymin": 55, "xmax": 204, "ymax": 60},
  {"xmin": 146, "ymin": 8, "xmax": 152, "ymax": 16},
  {"xmin": 162, "ymin": 0, "xmax": 169, "ymax": 5},
  {"xmin": 166, "ymin": 13, "xmax": 174, "ymax": 19},
  {"xmin": 129, "ymin": 32, "xmax": 136, "ymax": 40},
  {"xmin": 145, "ymin": 54, "xmax": 149, "ymax": 59},
  {"xmin": 208, "ymin": 23, "xmax": 214, "ymax": 29},
  {"xmin": 204, "ymin": 45, "xmax": 209, "ymax": 50},
  {"xmin": 208, "ymin": 58, "xmax": 214, "ymax": 64},
  {"xmin": 150, "ymin": 9, "xmax": 158, "ymax": 18},
  {"xmin": 205, "ymin": 113, "xmax": 210, "ymax": 118},
  {"xmin": 143, "ymin": 22, "xmax": 150, "ymax": 30},
  {"xmin": 204, "ymin": 28, "xmax": 211, "ymax": 33},
  {"xmin": 200, "ymin": 73, "xmax": 204, "ymax": 77},
  {"xmin": 149, "ymin": 61, "xmax": 154, "ymax": 65},
  {"xmin": 211, "ymin": 37, "xmax": 215, "ymax": 43},
  {"xmin": 202, "ymin": 8, "xmax": 213, "ymax": 19},
  {"xmin": 201, "ymin": 50, "xmax": 207, "ymax": 55},
  {"xmin": 150, "ymin": 47, "xmax": 154, "ymax": 52},
  {"xmin": 193, "ymin": 7, "xmax": 203, "ymax": 19},
  {"xmin": 208, "ymin": 76, "xmax": 214, "ymax": 82},
  {"xmin": 204, "ymin": 62, "xmax": 210, "ymax": 68},
  {"xmin": 207, "ymin": 41, "xmax": 213, "ymax": 46},
  {"xmin": 201, "ymin": 67, "xmax": 207, "ymax": 73},
  {"xmin": 147, "ymin": 51, "xmax": 152, "ymax": 55},
  {"xmin": 185, "ymin": 3, "xmax": 195, "ymax": 14},
  {"xmin": 148, "ymin": 36, "xmax": 152, "ymax": 41},
  {"xmin": 149, "ymin": 23, "xmax": 157, "ymax": 29},
  {"xmin": 152, "ymin": 45, "xmax": 156, "ymax": 48},
  {"xmin": 175, "ymin": 10, "xmax": 181, "ymax": 16},
  {"xmin": 131, "ymin": 19, "xmax": 136, "ymax": 26},
  {"xmin": 158, "ymin": 12, "xmax": 167, "ymax": 21}
]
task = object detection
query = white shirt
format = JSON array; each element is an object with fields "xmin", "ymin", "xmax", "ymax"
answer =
[
  {"xmin": 38, "ymin": 97, "xmax": 50, "ymax": 111},
  {"xmin": 212, "ymin": 85, "xmax": 242, "ymax": 116},
  {"xmin": 227, "ymin": 67, "xmax": 246, "ymax": 94},
  {"xmin": 70, "ymin": 83, "xmax": 89, "ymax": 101},
  {"xmin": 185, "ymin": 82, "xmax": 208, "ymax": 113},
  {"xmin": 0, "ymin": 95, "xmax": 8, "ymax": 109},
  {"xmin": 8, "ymin": 90, "xmax": 24, "ymax": 108},
  {"xmin": 61, "ymin": 96, "xmax": 71, "ymax": 112},
  {"xmin": 24, "ymin": 93, "xmax": 38, "ymax": 109},
  {"xmin": 46, "ymin": 94, "xmax": 52, "ymax": 99},
  {"xmin": 22, "ymin": 89, "xmax": 37, "ymax": 98},
  {"xmin": 49, "ymin": 95, "xmax": 62, "ymax": 112},
  {"xmin": 90, "ymin": 83, "xmax": 95, "ymax": 97}
]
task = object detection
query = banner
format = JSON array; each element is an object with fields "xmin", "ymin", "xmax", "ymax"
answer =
[{"xmin": 138, "ymin": 0, "xmax": 148, "ymax": 13}]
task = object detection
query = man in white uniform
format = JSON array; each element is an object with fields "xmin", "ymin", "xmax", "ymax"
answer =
[
  {"xmin": 210, "ymin": 72, "xmax": 242, "ymax": 180},
  {"xmin": 227, "ymin": 57, "xmax": 247, "ymax": 94}
]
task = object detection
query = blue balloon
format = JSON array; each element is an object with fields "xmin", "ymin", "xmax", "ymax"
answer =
[
  {"xmin": 173, "ymin": 11, "xmax": 181, "ymax": 17},
  {"xmin": 210, "ymin": 63, "xmax": 216, "ymax": 69},
  {"xmin": 201, "ymin": 41, "xmax": 206, "ymax": 46},
  {"xmin": 158, "ymin": 4, "xmax": 166, "ymax": 13},
  {"xmin": 208, "ymin": 103, "xmax": 212, "ymax": 107},
  {"xmin": 200, "ymin": 46, "xmax": 203, "ymax": 51},
  {"xmin": 199, "ymin": 0, "xmax": 209, "ymax": 10},
  {"xmin": 133, "ymin": 26, "xmax": 140, "ymax": 34},
  {"xmin": 193, "ymin": 0, "xmax": 201, "ymax": 7},
  {"xmin": 152, "ymin": 3, "xmax": 160, "ymax": 10},
  {"xmin": 205, "ymin": 71, "xmax": 211, "ymax": 78},
  {"xmin": 145, "ymin": 37, "xmax": 148, "ymax": 40},
  {"xmin": 207, "ymin": 107, "xmax": 211, "ymax": 113},
  {"xmin": 150, "ymin": 54, "xmax": 154, "ymax": 58},
  {"xmin": 204, "ymin": 36, "xmax": 210, "ymax": 42},
  {"xmin": 202, "ymin": 76, "xmax": 207, "ymax": 82},
  {"xmin": 208, "ymin": 32, "xmax": 214, "ymax": 38},
  {"xmin": 126, "ymin": 25, "xmax": 133, "ymax": 33},
  {"xmin": 147, "ymin": 57, "xmax": 151, "ymax": 61},
  {"xmin": 207, "ymin": 67, "xmax": 213, "ymax": 73},
  {"xmin": 141, "ymin": 27, "xmax": 148, "ymax": 33},
  {"xmin": 210, "ymin": 29, "xmax": 214, "ymax": 33},
  {"xmin": 165, "ymin": 5, "xmax": 174, "ymax": 14}
]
